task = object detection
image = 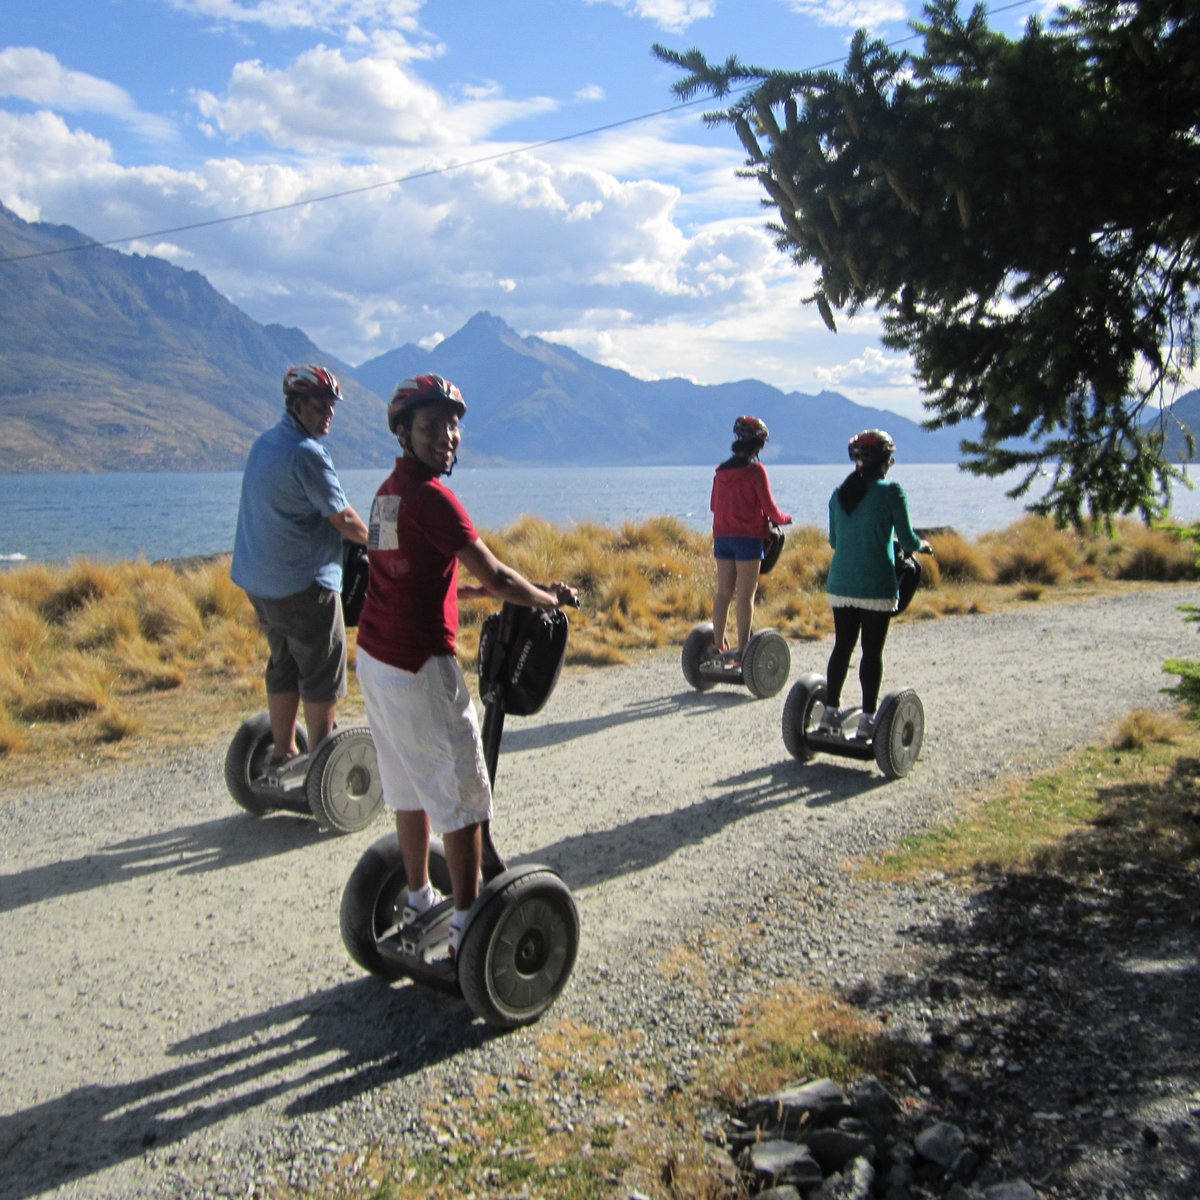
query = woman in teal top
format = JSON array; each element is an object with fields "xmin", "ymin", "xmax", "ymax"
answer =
[{"xmin": 822, "ymin": 430, "xmax": 930, "ymax": 739}]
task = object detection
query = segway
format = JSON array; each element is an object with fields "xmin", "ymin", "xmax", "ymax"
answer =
[
  {"xmin": 224, "ymin": 716, "xmax": 385, "ymax": 833},
  {"xmin": 781, "ymin": 676, "xmax": 924, "ymax": 780},
  {"xmin": 339, "ymin": 600, "xmax": 581, "ymax": 1029},
  {"xmin": 780, "ymin": 543, "xmax": 930, "ymax": 780},
  {"xmin": 224, "ymin": 542, "xmax": 385, "ymax": 834},
  {"xmin": 682, "ymin": 623, "xmax": 791, "ymax": 699}
]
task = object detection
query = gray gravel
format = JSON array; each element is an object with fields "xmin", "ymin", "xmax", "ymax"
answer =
[{"xmin": 0, "ymin": 587, "xmax": 1195, "ymax": 1198}]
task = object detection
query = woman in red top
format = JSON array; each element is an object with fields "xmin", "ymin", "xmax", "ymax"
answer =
[
  {"xmin": 707, "ymin": 415, "xmax": 791, "ymax": 667},
  {"xmin": 356, "ymin": 375, "xmax": 576, "ymax": 955}
]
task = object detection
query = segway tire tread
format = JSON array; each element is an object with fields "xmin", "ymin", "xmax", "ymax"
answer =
[
  {"xmin": 782, "ymin": 675, "xmax": 824, "ymax": 761},
  {"xmin": 742, "ymin": 630, "xmax": 791, "ymax": 699},
  {"xmin": 458, "ymin": 869, "xmax": 580, "ymax": 1028},
  {"xmin": 340, "ymin": 834, "xmax": 453, "ymax": 979},
  {"xmin": 682, "ymin": 622, "xmax": 717, "ymax": 691},
  {"xmin": 224, "ymin": 713, "xmax": 308, "ymax": 816},
  {"xmin": 873, "ymin": 689, "xmax": 925, "ymax": 780},
  {"xmin": 306, "ymin": 725, "xmax": 384, "ymax": 833}
]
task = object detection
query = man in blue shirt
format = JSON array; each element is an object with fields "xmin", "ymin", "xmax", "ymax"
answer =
[{"xmin": 232, "ymin": 365, "xmax": 369, "ymax": 765}]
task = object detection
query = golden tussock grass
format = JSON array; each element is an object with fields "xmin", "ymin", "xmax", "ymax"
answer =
[{"xmin": 0, "ymin": 515, "xmax": 1196, "ymax": 773}]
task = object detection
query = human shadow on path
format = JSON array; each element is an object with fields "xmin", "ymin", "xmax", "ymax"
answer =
[
  {"xmin": 520, "ymin": 754, "xmax": 889, "ymax": 891},
  {"xmin": 0, "ymin": 811, "xmax": 327, "ymax": 915},
  {"xmin": 0, "ymin": 974, "xmax": 501, "ymax": 1199}
]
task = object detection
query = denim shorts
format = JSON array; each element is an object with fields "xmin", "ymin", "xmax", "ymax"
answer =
[{"xmin": 713, "ymin": 535, "xmax": 765, "ymax": 562}]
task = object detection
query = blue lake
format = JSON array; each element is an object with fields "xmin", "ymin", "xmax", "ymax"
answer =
[{"xmin": 2, "ymin": 463, "xmax": 1198, "ymax": 566}]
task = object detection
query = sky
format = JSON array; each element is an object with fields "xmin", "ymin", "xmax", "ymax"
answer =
[{"xmin": 1, "ymin": 0, "xmax": 1046, "ymax": 420}]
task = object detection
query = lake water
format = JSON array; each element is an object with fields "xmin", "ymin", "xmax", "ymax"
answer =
[{"xmin": 2, "ymin": 463, "xmax": 1198, "ymax": 566}]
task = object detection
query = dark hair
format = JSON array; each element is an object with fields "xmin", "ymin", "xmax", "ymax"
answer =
[
  {"xmin": 730, "ymin": 437, "xmax": 764, "ymax": 458},
  {"xmin": 836, "ymin": 461, "xmax": 886, "ymax": 515}
]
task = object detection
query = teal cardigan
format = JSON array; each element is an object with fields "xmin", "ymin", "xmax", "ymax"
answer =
[{"xmin": 826, "ymin": 479, "xmax": 923, "ymax": 604}]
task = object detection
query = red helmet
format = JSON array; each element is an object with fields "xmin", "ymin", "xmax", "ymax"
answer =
[
  {"xmin": 733, "ymin": 415, "xmax": 769, "ymax": 443},
  {"xmin": 283, "ymin": 364, "xmax": 342, "ymax": 404},
  {"xmin": 387, "ymin": 374, "xmax": 467, "ymax": 434},
  {"xmin": 849, "ymin": 429, "xmax": 896, "ymax": 467}
]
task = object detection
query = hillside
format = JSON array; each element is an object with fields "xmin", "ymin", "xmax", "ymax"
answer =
[
  {"xmin": 0, "ymin": 205, "xmax": 389, "ymax": 473},
  {"xmin": 3, "ymin": 202, "xmax": 1192, "ymax": 473}
]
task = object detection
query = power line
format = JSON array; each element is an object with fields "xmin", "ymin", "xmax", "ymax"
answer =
[{"xmin": 0, "ymin": 0, "xmax": 1039, "ymax": 267}]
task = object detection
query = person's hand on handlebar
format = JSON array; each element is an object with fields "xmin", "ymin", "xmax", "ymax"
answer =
[{"xmin": 544, "ymin": 582, "xmax": 580, "ymax": 608}]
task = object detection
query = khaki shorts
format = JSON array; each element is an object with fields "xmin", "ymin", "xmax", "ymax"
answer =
[
  {"xmin": 356, "ymin": 648, "xmax": 493, "ymax": 835},
  {"xmin": 248, "ymin": 583, "xmax": 347, "ymax": 704}
]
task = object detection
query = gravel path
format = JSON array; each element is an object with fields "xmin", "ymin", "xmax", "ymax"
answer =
[{"xmin": 1, "ymin": 588, "xmax": 1196, "ymax": 1199}]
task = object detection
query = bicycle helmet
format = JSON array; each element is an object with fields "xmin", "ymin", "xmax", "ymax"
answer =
[
  {"xmin": 283, "ymin": 365, "xmax": 342, "ymax": 405},
  {"xmin": 733, "ymin": 415, "xmax": 769, "ymax": 443},
  {"xmin": 848, "ymin": 429, "xmax": 896, "ymax": 467},
  {"xmin": 387, "ymin": 374, "xmax": 467, "ymax": 435}
]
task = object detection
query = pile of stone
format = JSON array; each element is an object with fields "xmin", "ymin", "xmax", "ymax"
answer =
[{"xmin": 712, "ymin": 1076, "xmax": 1041, "ymax": 1200}]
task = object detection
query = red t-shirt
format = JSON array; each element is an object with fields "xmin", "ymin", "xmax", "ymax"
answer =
[
  {"xmin": 356, "ymin": 457, "xmax": 478, "ymax": 672},
  {"xmin": 710, "ymin": 459, "xmax": 790, "ymax": 539}
]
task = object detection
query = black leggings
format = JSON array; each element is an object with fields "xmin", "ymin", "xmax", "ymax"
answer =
[{"xmin": 826, "ymin": 606, "xmax": 892, "ymax": 714}]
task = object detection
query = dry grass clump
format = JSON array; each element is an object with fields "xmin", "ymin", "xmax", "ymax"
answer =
[
  {"xmin": 1109, "ymin": 519, "xmax": 1199, "ymax": 581},
  {"xmin": 929, "ymin": 530, "xmax": 993, "ymax": 584},
  {"xmin": 0, "ymin": 555, "xmax": 257, "ymax": 759},
  {"xmin": 0, "ymin": 514, "xmax": 1195, "ymax": 770},
  {"xmin": 979, "ymin": 516, "xmax": 1080, "ymax": 585}
]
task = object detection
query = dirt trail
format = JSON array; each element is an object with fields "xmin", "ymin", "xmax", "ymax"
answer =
[{"xmin": 0, "ymin": 588, "xmax": 1194, "ymax": 1198}]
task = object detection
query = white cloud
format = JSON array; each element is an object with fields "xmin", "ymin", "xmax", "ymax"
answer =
[
  {"xmin": 779, "ymin": 0, "xmax": 907, "ymax": 31},
  {"xmin": 0, "ymin": 47, "xmax": 174, "ymax": 140},
  {"xmin": 192, "ymin": 44, "xmax": 557, "ymax": 151},
  {"xmin": 165, "ymin": 0, "xmax": 425, "ymax": 34},
  {"xmin": 586, "ymin": 0, "xmax": 716, "ymax": 34}
]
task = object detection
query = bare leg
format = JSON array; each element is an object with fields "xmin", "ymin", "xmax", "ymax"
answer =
[
  {"xmin": 712, "ymin": 558, "xmax": 737, "ymax": 652},
  {"xmin": 267, "ymin": 690, "xmax": 300, "ymax": 756},
  {"xmin": 395, "ymin": 810, "xmax": 432, "ymax": 892},
  {"xmin": 303, "ymin": 697, "xmax": 337, "ymax": 747},
  {"xmin": 443, "ymin": 824, "xmax": 483, "ymax": 912},
  {"xmin": 733, "ymin": 559, "xmax": 762, "ymax": 653}
]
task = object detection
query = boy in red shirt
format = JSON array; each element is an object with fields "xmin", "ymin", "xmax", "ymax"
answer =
[{"xmin": 356, "ymin": 375, "xmax": 576, "ymax": 956}]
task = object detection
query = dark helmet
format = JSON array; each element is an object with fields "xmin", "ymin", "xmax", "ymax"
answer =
[
  {"xmin": 733, "ymin": 415, "xmax": 769, "ymax": 443},
  {"xmin": 387, "ymin": 374, "xmax": 467, "ymax": 435},
  {"xmin": 283, "ymin": 364, "xmax": 342, "ymax": 405},
  {"xmin": 849, "ymin": 428, "xmax": 896, "ymax": 467}
]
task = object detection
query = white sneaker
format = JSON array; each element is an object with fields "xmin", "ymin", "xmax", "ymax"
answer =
[
  {"xmin": 402, "ymin": 888, "xmax": 443, "ymax": 926},
  {"xmin": 856, "ymin": 711, "xmax": 875, "ymax": 740}
]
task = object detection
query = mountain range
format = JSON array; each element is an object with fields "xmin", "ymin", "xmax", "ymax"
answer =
[{"xmin": 1, "ymin": 202, "xmax": 1195, "ymax": 473}]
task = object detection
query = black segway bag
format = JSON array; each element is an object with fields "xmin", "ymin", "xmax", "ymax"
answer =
[
  {"xmin": 760, "ymin": 523, "xmax": 786, "ymax": 575},
  {"xmin": 341, "ymin": 542, "xmax": 369, "ymax": 627},
  {"xmin": 894, "ymin": 541, "xmax": 922, "ymax": 615},
  {"xmin": 477, "ymin": 603, "xmax": 569, "ymax": 716}
]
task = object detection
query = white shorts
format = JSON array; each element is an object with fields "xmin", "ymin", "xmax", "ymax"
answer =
[{"xmin": 356, "ymin": 648, "xmax": 493, "ymax": 835}]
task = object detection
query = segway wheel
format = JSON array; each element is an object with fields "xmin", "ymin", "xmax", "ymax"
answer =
[
  {"xmin": 682, "ymin": 622, "xmax": 717, "ymax": 691},
  {"xmin": 873, "ymin": 689, "xmax": 924, "ymax": 780},
  {"xmin": 458, "ymin": 870, "xmax": 580, "ymax": 1028},
  {"xmin": 781, "ymin": 674, "xmax": 825, "ymax": 762},
  {"xmin": 306, "ymin": 726, "xmax": 384, "ymax": 833},
  {"xmin": 224, "ymin": 713, "xmax": 309, "ymax": 815},
  {"xmin": 340, "ymin": 834, "xmax": 453, "ymax": 978},
  {"xmin": 742, "ymin": 630, "xmax": 791, "ymax": 699}
]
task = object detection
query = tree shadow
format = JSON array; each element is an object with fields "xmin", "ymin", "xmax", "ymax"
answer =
[
  {"xmin": 0, "ymin": 974, "xmax": 504, "ymax": 1199},
  {"xmin": 840, "ymin": 753, "xmax": 1200, "ymax": 1194}
]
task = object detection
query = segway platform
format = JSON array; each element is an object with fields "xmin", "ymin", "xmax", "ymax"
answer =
[
  {"xmin": 339, "ymin": 601, "xmax": 580, "ymax": 1028},
  {"xmin": 682, "ymin": 621, "xmax": 791, "ymax": 699},
  {"xmin": 781, "ymin": 672, "xmax": 925, "ymax": 780}
]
